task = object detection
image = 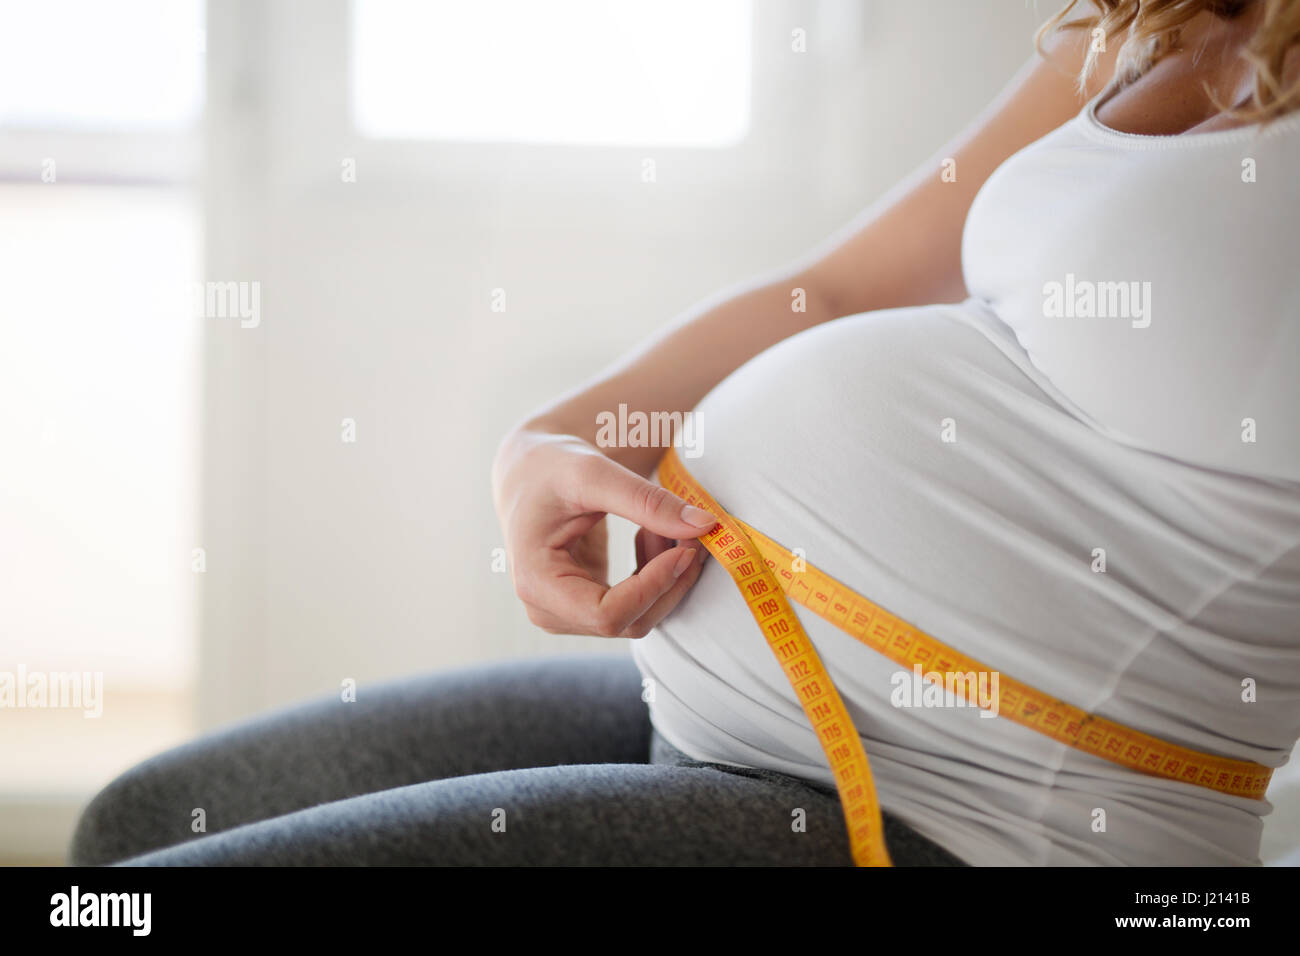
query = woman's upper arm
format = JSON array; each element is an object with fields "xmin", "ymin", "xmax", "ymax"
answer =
[{"xmin": 796, "ymin": 15, "xmax": 1120, "ymax": 316}]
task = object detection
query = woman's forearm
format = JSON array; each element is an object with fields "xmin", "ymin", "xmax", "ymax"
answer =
[
  {"xmin": 501, "ymin": 34, "xmax": 1115, "ymax": 480},
  {"xmin": 505, "ymin": 269, "xmax": 839, "ymax": 476}
]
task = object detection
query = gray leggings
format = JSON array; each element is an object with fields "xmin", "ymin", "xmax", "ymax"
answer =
[{"xmin": 69, "ymin": 654, "xmax": 967, "ymax": 866}]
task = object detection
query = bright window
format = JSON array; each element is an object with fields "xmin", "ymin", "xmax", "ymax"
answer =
[
  {"xmin": 0, "ymin": 0, "xmax": 204, "ymax": 130},
  {"xmin": 0, "ymin": 0, "xmax": 204, "ymax": 826},
  {"xmin": 350, "ymin": 0, "xmax": 752, "ymax": 147}
]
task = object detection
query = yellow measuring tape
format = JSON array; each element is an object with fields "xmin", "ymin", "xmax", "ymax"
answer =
[{"xmin": 657, "ymin": 446, "xmax": 1272, "ymax": 867}]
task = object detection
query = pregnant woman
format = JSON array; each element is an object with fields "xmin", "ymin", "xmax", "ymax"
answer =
[{"xmin": 73, "ymin": 0, "xmax": 1300, "ymax": 866}]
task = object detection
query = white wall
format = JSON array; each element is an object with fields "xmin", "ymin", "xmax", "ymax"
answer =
[{"xmin": 198, "ymin": 0, "xmax": 1058, "ymax": 727}]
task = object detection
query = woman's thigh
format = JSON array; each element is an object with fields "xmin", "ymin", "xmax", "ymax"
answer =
[
  {"xmin": 70, "ymin": 653, "xmax": 649, "ymax": 865},
  {"xmin": 114, "ymin": 762, "xmax": 859, "ymax": 866}
]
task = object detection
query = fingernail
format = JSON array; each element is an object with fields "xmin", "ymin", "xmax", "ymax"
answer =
[
  {"xmin": 680, "ymin": 504, "xmax": 718, "ymax": 529},
  {"xmin": 673, "ymin": 549, "xmax": 697, "ymax": 578}
]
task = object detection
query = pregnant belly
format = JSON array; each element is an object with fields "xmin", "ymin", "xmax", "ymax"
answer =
[
  {"xmin": 635, "ymin": 300, "xmax": 1101, "ymax": 769},
  {"xmin": 632, "ymin": 299, "xmax": 1293, "ymax": 865},
  {"xmin": 626, "ymin": 300, "xmax": 1289, "ymax": 868}
]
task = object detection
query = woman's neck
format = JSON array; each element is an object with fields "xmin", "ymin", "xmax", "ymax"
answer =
[{"xmin": 1094, "ymin": 1, "xmax": 1273, "ymax": 136}]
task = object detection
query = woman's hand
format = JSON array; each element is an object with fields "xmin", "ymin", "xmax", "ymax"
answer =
[{"xmin": 492, "ymin": 428, "xmax": 717, "ymax": 639}]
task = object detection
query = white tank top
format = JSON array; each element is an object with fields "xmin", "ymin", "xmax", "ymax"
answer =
[{"xmin": 632, "ymin": 91, "xmax": 1300, "ymax": 865}]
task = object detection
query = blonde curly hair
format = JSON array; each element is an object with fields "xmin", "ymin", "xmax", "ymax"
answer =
[{"xmin": 1038, "ymin": 0, "xmax": 1300, "ymax": 122}]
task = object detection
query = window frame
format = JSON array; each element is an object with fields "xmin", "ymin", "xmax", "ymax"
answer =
[
  {"xmin": 0, "ymin": 0, "xmax": 204, "ymax": 184},
  {"xmin": 254, "ymin": 0, "xmax": 867, "ymax": 199}
]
